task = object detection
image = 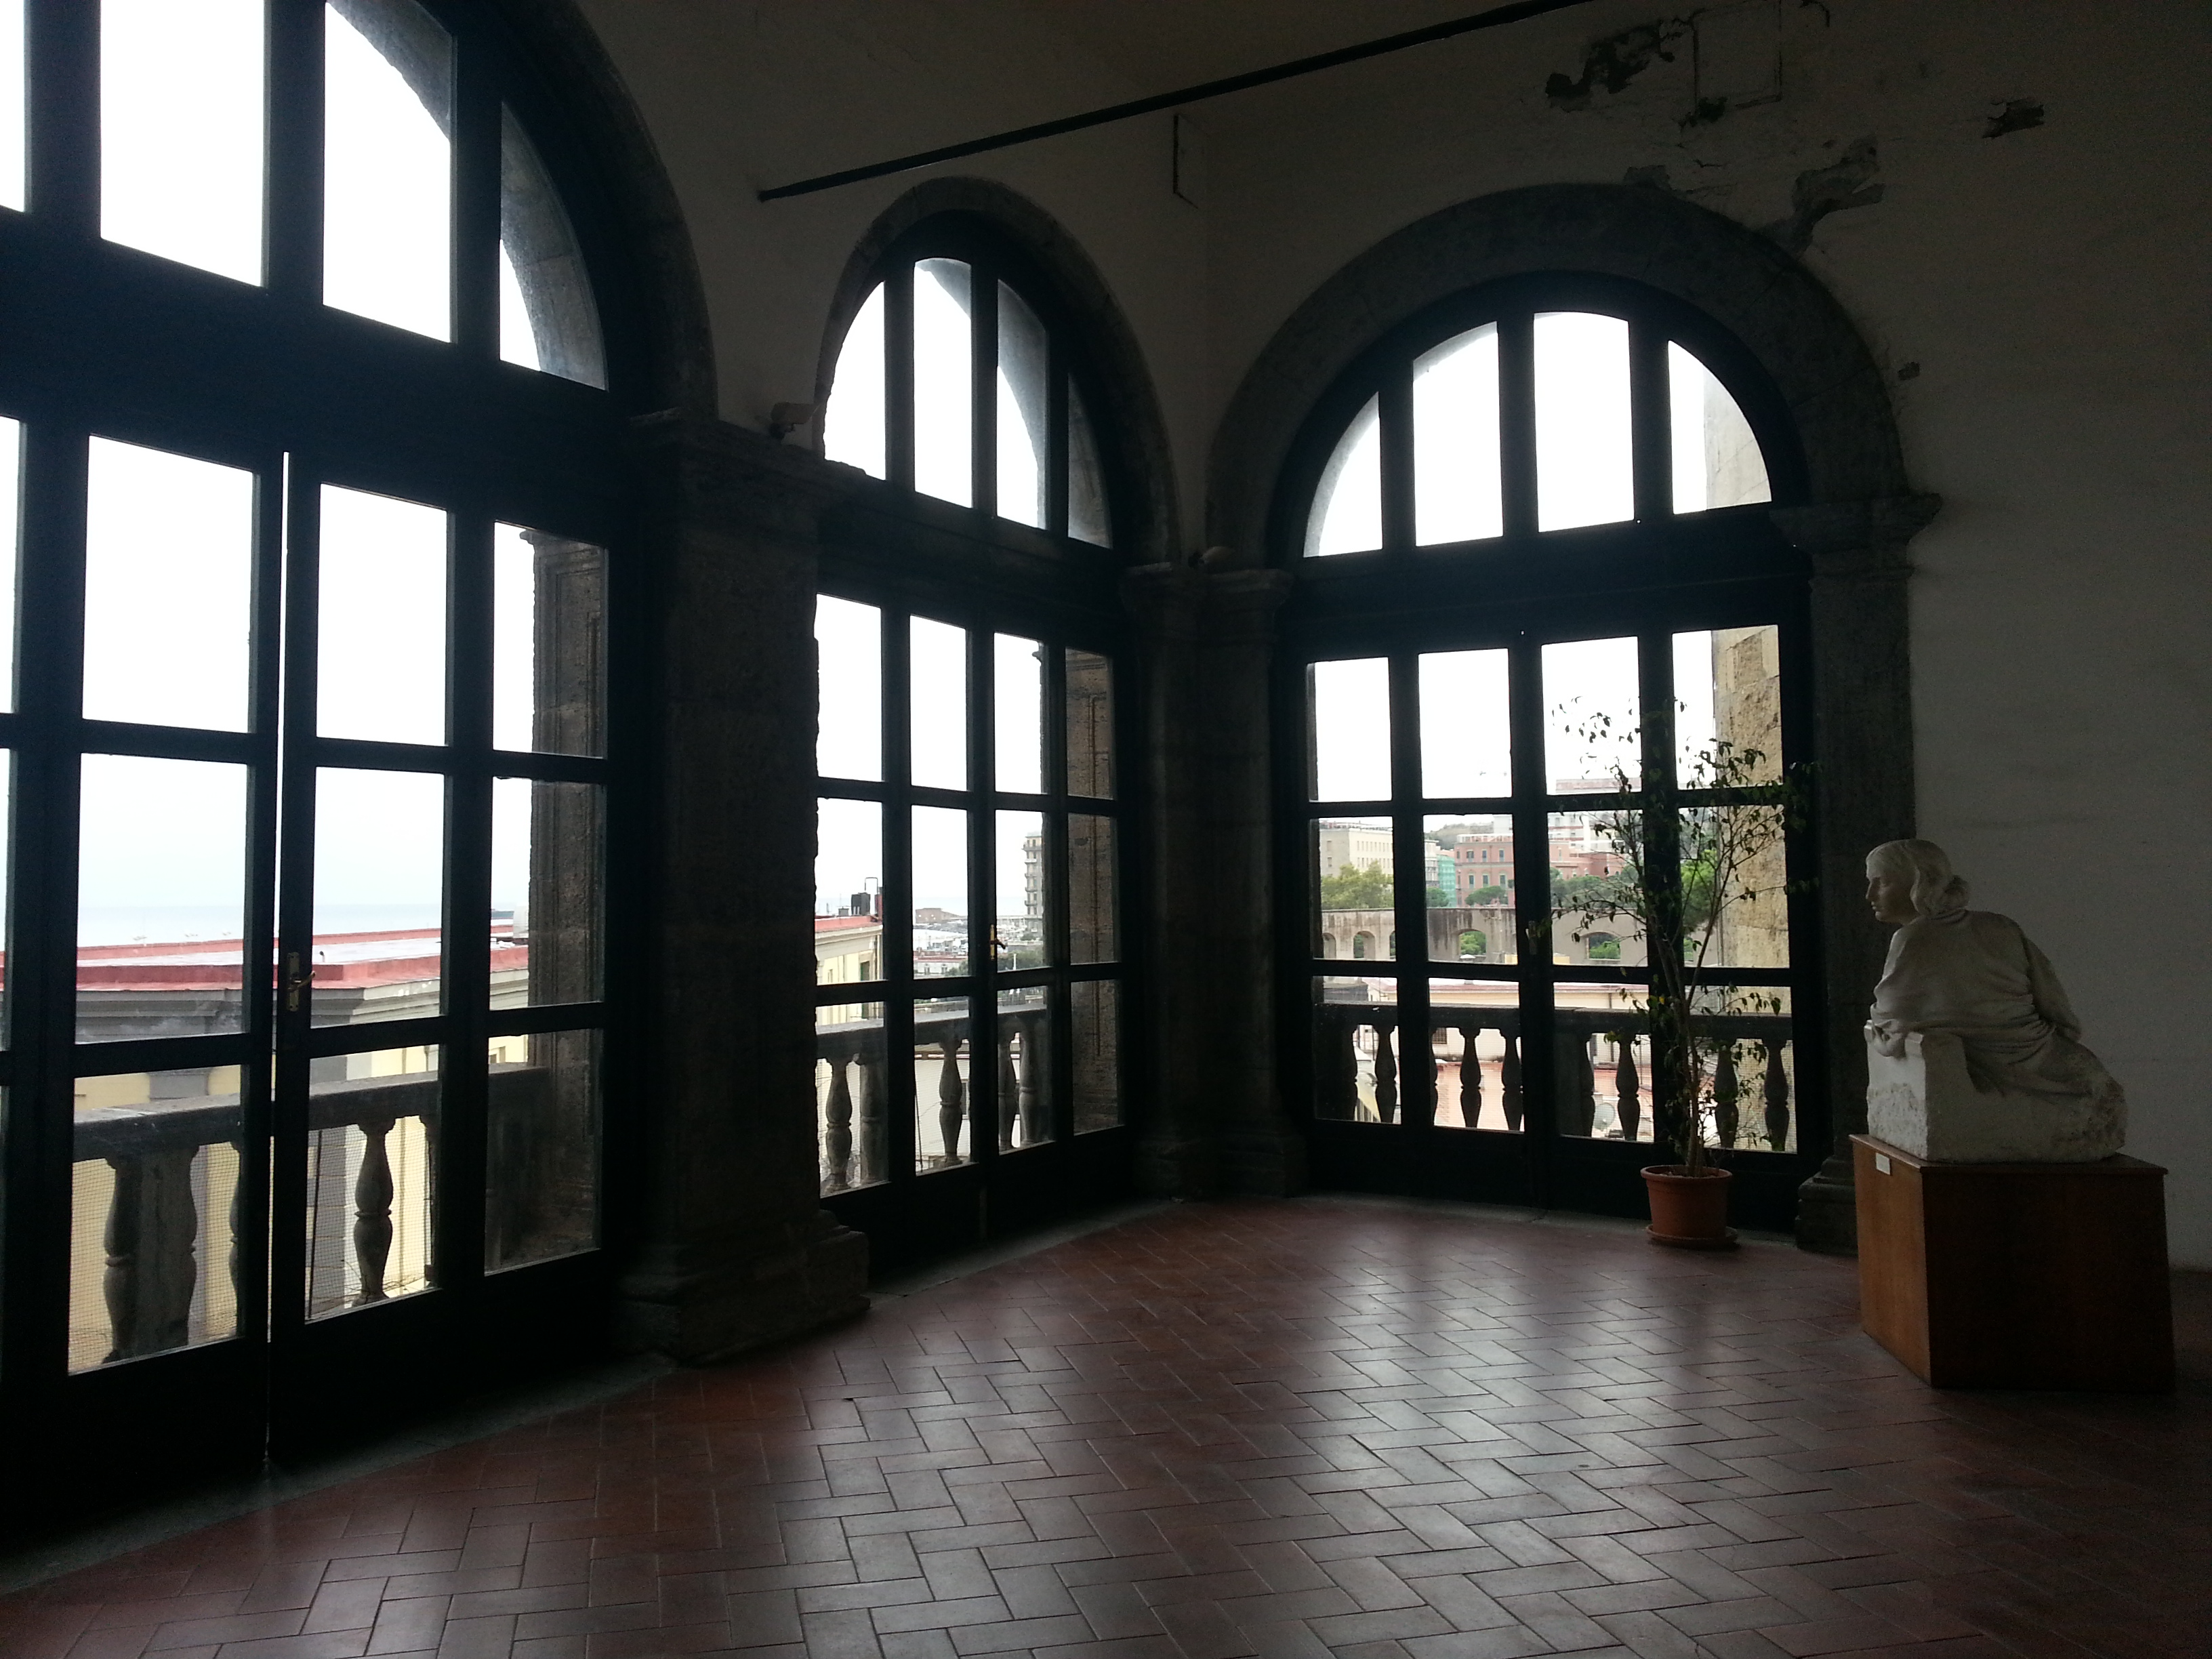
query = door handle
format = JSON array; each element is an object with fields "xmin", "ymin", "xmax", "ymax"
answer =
[{"xmin": 282, "ymin": 951, "xmax": 314, "ymax": 1011}]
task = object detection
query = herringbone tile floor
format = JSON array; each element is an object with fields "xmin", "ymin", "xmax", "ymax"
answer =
[{"xmin": 4, "ymin": 1197, "xmax": 2209, "ymax": 1659}]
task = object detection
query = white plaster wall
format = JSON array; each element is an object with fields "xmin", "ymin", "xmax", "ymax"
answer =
[{"xmin": 578, "ymin": 0, "xmax": 2212, "ymax": 1259}]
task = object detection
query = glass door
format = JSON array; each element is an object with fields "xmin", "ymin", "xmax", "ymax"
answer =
[
  {"xmin": 814, "ymin": 594, "xmax": 1128, "ymax": 1270},
  {"xmin": 1292, "ymin": 615, "xmax": 1822, "ymax": 1225}
]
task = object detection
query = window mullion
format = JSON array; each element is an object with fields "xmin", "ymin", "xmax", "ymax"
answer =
[
  {"xmin": 1046, "ymin": 341, "xmax": 1069, "ymax": 538},
  {"xmin": 1498, "ymin": 312, "xmax": 1538, "ymax": 540},
  {"xmin": 1378, "ymin": 363, "xmax": 1414, "ymax": 556},
  {"xmin": 1389, "ymin": 651, "xmax": 1430, "ymax": 1130},
  {"xmin": 449, "ymin": 24, "xmax": 501, "ymax": 362},
  {"xmin": 971, "ymin": 268, "xmax": 998, "ymax": 521},
  {"xmin": 880, "ymin": 611, "xmax": 915, "ymax": 1184},
  {"xmin": 264, "ymin": 0, "xmax": 325, "ymax": 304},
  {"xmin": 26, "ymin": 0, "xmax": 96, "ymax": 237},
  {"xmin": 1629, "ymin": 319, "xmax": 1672, "ymax": 522},
  {"xmin": 886, "ymin": 264, "xmax": 916, "ymax": 493},
  {"xmin": 967, "ymin": 624, "xmax": 996, "ymax": 1162}
]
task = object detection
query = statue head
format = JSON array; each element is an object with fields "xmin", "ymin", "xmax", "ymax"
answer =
[{"xmin": 1865, "ymin": 838, "xmax": 1969, "ymax": 924}]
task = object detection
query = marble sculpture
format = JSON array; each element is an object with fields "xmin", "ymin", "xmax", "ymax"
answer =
[{"xmin": 1864, "ymin": 838, "xmax": 2125, "ymax": 1163}]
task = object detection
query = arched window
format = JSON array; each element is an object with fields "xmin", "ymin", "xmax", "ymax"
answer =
[
  {"xmin": 811, "ymin": 212, "xmax": 1134, "ymax": 1266},
  {"xmin": 1286, "ymin": 274, "xmax": 1814, "ymax": 1221},
  {"xmin": 822, "ymin": 228, "xmax": 1113, "ymax": 546},
  {"xmin": 0, "ymin": 0, "xmax": 632, "ymax": 1497}
]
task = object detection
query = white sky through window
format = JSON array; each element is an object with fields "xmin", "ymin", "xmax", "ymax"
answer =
[
  {"xmin": 1534, "ymin": 312, "xmax": 1633, "ymax": 531},
  {"xmin": 323, "ymin": 1, "xmax": 451, "ymax": 340},
  {"xmin": 77, "ymin": 755, "xmax": 247, "ymax": 943},
  {"xmin": 1413, "ymin": 326, "xmax": 1502, "ymax": 545},
  {"xmin": 100, "ymin": 0, "xmax": 264, "ymax": 283},
  {"xmin": 1418, "ymin": 649, "xmax": 1512, "ymax": 797},
  {"xmin": 913, "ymin": 260, "xmax": 972, "ymax": 507},
  {"xmin": 1542, "ymin": 636, "xmax": 1641, "ymax": 792},
  {"xmin": 1306, "ymin": 398, "xmax": 1382, "ymax": 557},
  {"xmin": 823, "ymin": 285, "xmax": 886, "ymax": 479},
  {"xmin": 0, "ymin": 0, "xmax": 21, "ymax": 211},
  {"xmin": 1309, "ymin": 657, "xmax": 1391, "ymax": 801}
]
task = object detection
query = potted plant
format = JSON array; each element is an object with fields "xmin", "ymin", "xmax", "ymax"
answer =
[{"xmin": 1556, "ymin": 717, "xmax": 1806, "ymax": 1248}]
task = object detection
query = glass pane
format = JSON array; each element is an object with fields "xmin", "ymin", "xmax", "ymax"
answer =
[
  {"xmin": 319, "ymin": 485, "xmax": 446, "ymax": 745},
  {"xmin": 1313, "ymin": 977, "xmax": 1399, "ymax": 1123},
  {"xmin": 909, "ymin": 616, "xmax": 966, "ymax": 791},
  {"xmin": 1068, "ymin": 384, "xmax": 1110, "ymax": 547},
  {"xmin": 822, "ymin": 284, "xmax": 886, "ymax": 479},
  {"xmin": 914, "ymin": 996, "xmax": 970, "ymax": 1171},
  {"xmin": 1551, "ymin": 807, "xmax": 1639, "ymax": 969},
  {"xmin": 1065, "ymin": 649, "xmax": 1113, "ymax": 798},
  {"xmin": 312, "ymin": 768, "xmax": 443, "ymax": 1027},
  {"xmin": 815, "ymin": 798, "xmax": 882, "ymax": 985},
  {"xmin": 1425, "ymin": 818, "xmax": 1513, "ymax": 924},
  {"xmin": 71, "ymin": 1067, "xmax": 241, "ymax": 1371},
  {"xmin": 492, "ymin": 525, "xmax": 606, "ymax": 757},
  {"xmin": 1553, "ymin": 1002, "xmax": 1654, "ymax": 1145},
  {"xmin": 996, "ymin": 986, "xmax": 1052, "ymax": 1151},
  {"xmin": 994, "ymin": 634, "xmax": 1043, "ymax": 794},
  {"xmin": 305, "ymin": 1043, "xmax": 438, "ymax": 1317},
  {"xmin": 491, "ymin": 778, "xmax": 602, "ymax": 1008},
  {"xmin": 1308, "ymin": 657, "xmax": 1391, "ymax": 802},
  {"xmin": 817, "ymin": 996, "xmax": 887, "ymax": 1194},
  {"xmin": 83, "ymin": 439, "xmax": 253, "ymax": 731},
  {"xmin": 499, "ymin": 110, "xmax": 605, "ymax": 386},
  {"xmin": 1674, "ymin": 626, "xmax": 1782, "ymax": 787},
  {"xmin": 1418, "ymin": 649, "xmax": 1510, "ymax": 798},
  {"xmin": 1072, "ymin": 979, "xmax": 1120, "ymax": 1132},
  {"xmin": 1669, "ymin": 343, "xmax": 1769, "ymax": 512},
  {"xmin": 913, "ymin": 258, "xmax": 972, "ymax": 507},
  {"xmin": 486, "ymin": 1027, "xmax": 599, "ymax": 1270},
  {"xmin": 0, "ymin": 0, "xmax": 20, "ymax": 211},
  {"xmin": 1069, "ymin": 814, "xmax": 1116, "ymax": 965},
  {"xmin": 1429, "ymin": 982, "xmax": 1523, "ymax": 1132},
  {"xmin": 1424, "ymin": 815, "xmax": 1511, "ymax": 964},
  {"xmin": 1534, "ymin": 312, "xmax": 1633, "ymax": 531},
  {"xmin": 996, "ymin": 284, "xmax": 1048, "ymax": 529},
  {"xmin": 815, "ymin": 597, "xmax": 881, "ymax": 781},
  {"xmin": 1542, "ymin": 636, "xmax": 1640, "ymax": 794},
  {"xmin": 101, "ymin": 0, "xmax": 263, "ymax": 283},
  {"xmin": 1306, "ymin": 397, "xmax": 1381, "ymax": 558},
  {"xmin": 1315, "ymin": 817, "xmax": 1392, "ymax": 962},
  {"xmin": 994, "ymin": 810, "xmax": 1044, "ymax": 970},
  {"xmin": 1413, "ymin": 325, "xmax": 1502, "ymax": 546},
  {"xmin": 323, "ymin": 0, "xmax": 451, "ymax": 340},
  {"xmin": 1684, "ymin": 804, "xmax": 1791, "ymax": 970},
  {"xmin": 77, "ymin": 756, "xmax": 247, "ymax": 1042},
  {"xmin": 912, "ymin": 805, "xmax": 967, "ymax": 977},
  {"xmin": 0, "ymin": 417, "xmax": 17, "ymax": 709}
]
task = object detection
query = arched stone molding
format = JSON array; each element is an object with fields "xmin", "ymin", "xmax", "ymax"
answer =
[
  {"xmin": 811, "ymin": 178, "xmax": 1182, "ymax": 566},
  {"xmin": 485, "ymin": 0, "xmax": 718, "ymax": 417},
  {"xmin": 1208, "ymin": 184, "xmax": 1938, "ymax": 1252}
]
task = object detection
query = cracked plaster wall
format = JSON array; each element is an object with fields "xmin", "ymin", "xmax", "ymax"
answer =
[{"xmin": 575, "ymin": 0, "xmax": 2212, "ymax": 1261}]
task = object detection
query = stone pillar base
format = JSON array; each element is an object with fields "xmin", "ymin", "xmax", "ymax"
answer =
[
  {"xmin": 1795, "ymin": 1152, "xmax": 1859, "ymax": 1254},
  {"xmin": 615, "ymin": 1210, "xmax": 869, "ymax": 1363}
]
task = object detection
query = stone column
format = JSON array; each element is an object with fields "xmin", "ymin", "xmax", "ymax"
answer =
[
  {"xmin": 1781, "ymin": 494, "xmax": 1940, "ymax": 1254},
  {"xmin": 1124, "ymin": 562, "xmax": 1296, "ymax": 1196},
  {"xmin": 615, "ymin": 417, "xmax": 867, "ymax": 1358}
]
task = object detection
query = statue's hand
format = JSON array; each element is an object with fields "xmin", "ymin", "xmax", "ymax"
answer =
[{"xmin": 1865, "ymin": 1018, "xmax": 1908, "ymax": 1060}]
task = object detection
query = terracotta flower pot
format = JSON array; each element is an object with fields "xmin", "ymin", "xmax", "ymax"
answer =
[{"xmin": 1642, "ymin": 1164, "xmax": 1738, "ymax": 1250}]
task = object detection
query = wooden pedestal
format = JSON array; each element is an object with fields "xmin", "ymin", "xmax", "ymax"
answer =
[{"xmin": 1853, "ymin": 1135, "xmax": 2173, "ymax": 1391}]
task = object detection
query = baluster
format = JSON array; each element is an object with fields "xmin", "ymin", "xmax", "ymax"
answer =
[
  {"xmin": 1501, "ymin": 1031, "xmax": 1523, "ymax": 1132},
  {"xmin": 998, "ymin": 1026, "xmax": 1020, "ymax": 1149},
  {"xmin": 1017, "ymin": 1015, "xmax": 1044, "ymax": 1145},
  {"xmin": 352, "ymin": 1115, "xmax": 396, "ymax": 1305},
  {"xmin": 822, "ymin": 1057, "xmax": 855, "ymax": 1191},
  {"xmin": 102, "ymin": 1147, "xmax": 201, "ymax": 1362},
  {"xmin": 937, "ymin": 1036, "xmax": 965, "ymax": 1164},
  {"xmin": 1763, "ymin": 1039, "xmax": 1792, "ymax": 1149},
  {"xmin": 1372, "ymin": 1021, "xmax": 1398, "ymax": 1124},
  {"xmin": 1558, "ymin": 1029, "xmax": 1596, "ymax": 1136},
  {"xmin": 1429, "ymin": 1025, "xmax": 1453, "ymax": 1126},
  {"xmin": 1614, "ymin": 1034, "xmax": 1642, "ymax": 1143},
  {"xmin": 1714, "ymin": 1042, "xmax": 1740, "ymax": 1149},
  {"xmin": 858, "ymin": 1046, "xmax": 888, "ymax": 1184}
]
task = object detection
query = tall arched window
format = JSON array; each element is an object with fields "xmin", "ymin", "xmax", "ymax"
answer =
[
  {"xmin": 1279, "ymin": 274, "xmax": 1820, "ymax": 1227},
  {"xmin": 0, "ymin": 0, "xmax": 633, "ymax": 1501},
  {"xmin": 811, "ymin": 214, "xmax": 1132, "ymax": 1267}
]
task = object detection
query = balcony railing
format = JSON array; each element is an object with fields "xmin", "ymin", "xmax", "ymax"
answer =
[
  {"xmin": 1315, "ymin": 1002, "xmax": 1795, "ymax": 1149},
  {"xmin": 70, "ymin": 1065, "xmax": 564, "ymax": 1370},
  {"xmin": 816, "ymin": 1004, "xmax": 1050, "ymax": 1194}
]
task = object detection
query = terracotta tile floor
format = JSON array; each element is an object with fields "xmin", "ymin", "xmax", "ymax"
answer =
[{"xmin": 4, "ymin": 1197, "xmax": 2210, "ymax": 1659}]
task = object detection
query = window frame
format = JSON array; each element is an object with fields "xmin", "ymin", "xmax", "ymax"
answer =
[{"xmin": 1271, "ymin": 272, "xmax": 1829, "ymax": 1228}]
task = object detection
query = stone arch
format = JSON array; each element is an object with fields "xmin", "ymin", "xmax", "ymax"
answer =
[
  {"xmin": 1210, "ymin": 182, "xmax": 1937, "ymax": 1252},
  {"xmin": 812, "ymin": 178, "xmax": 1181, "ymax": 563}
]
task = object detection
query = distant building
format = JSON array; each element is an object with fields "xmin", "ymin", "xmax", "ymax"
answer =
[{"xmin": 1315, "ymin": 821, "xmax": 1392, "ymax": 880}]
